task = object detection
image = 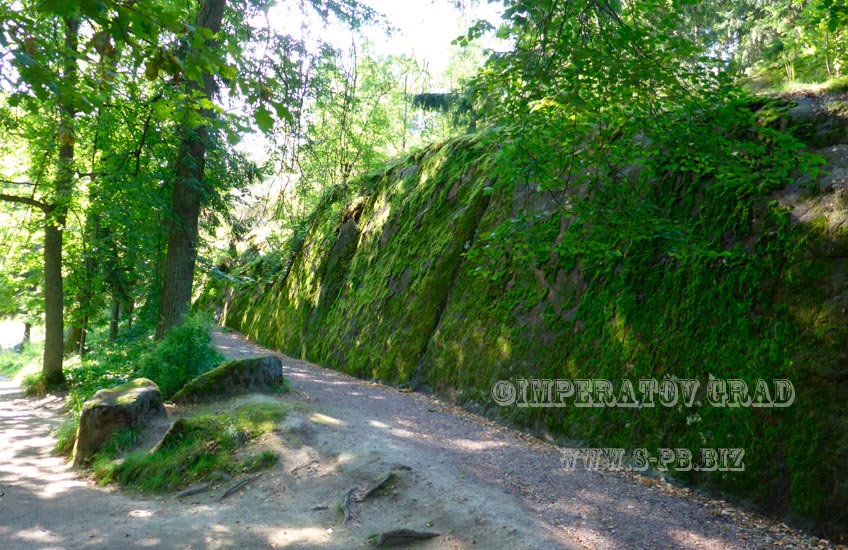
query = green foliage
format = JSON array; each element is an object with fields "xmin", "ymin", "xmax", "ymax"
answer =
[
  {"xmin": 217, "ymin": 135, "xmax": 497, "ymax": 385},
  {"xmin": 0, "ymin": 342, "xmax": 42, "ymax": 377},
  {"xmin": 95, "ymin": 403, "xmax": 286, "ymax": 492},
  {"xmin": 681, "ymin": 0, "xmax": 848, "ymax": 89},
  {"xmin": 52, "ymin": 412, "xmax": 80, "ymax": 457},
  {"xmin": 64, "ymin": 341, "xmax": 139, "ymax": 408},
  {"xmin": 58, "ymin": 313, "xmax": 223, "ymax": 416},
  {"xmin": 21, "ymin": 372, "xmax": 48, "ymax": 396},
  {"xmin": 1, "ymin": 0, "xmax": 380, "ymax": 383},
  {"xmin": 206, "ymin": 102, "xmax": 843, "ymax": 533},
  {"xmin": 137, "ymin": 313, "xmax": 225, "ymax": 399}
]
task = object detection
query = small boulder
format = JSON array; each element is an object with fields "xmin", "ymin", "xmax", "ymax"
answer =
[
  {"xmin": 171, "ymin": 355, "xmax": 285, "ymax": 404},
  {"xmin": 73, "ymin": 378, "xmax": 166, "ymax": 466}
]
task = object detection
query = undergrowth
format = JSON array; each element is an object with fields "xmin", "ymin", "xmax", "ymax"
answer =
[
  {"xmin": 93, "ymin": 402, "xmax": 285, "ymax": 492},
  {"xmin": 53, "ymin": 313, "xmax": 224, "ymax": 457},
  {"xmin": 0, "ymin": 341, "xmax": 41, "ymax": 378}
]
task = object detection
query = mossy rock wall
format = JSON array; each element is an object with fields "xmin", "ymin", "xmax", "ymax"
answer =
[{"xmin": 203, "ymin": 129, "xmax": 848, "ymax": 536}]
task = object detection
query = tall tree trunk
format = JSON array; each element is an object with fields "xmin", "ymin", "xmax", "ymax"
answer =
[
  {"xmin": 43, "ymin": 218, "xmax": 65, "ymax": 384},
  {"xmin": 155, "ymin": 0, "xmax": 225, "ymax": 339},
  {"xmin": 109, "ymin": 296, "xmax": 120, "ymax": 342},
  {"xmin": 42, "ymin": 15, "xmax": 79, "ymax": 386},
  {"xmin": 125, "ymin": 298, "xmax": 134, "ymax": 330}
]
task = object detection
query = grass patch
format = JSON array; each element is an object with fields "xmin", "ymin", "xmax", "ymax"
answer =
[
  {"xmin": 0, "ymin": 342, "xmax": 42, "ymax": 378},
  {"xmin": 242, "ymin": 450, "xmax": 279, "ymax": 471},
  {"xmin": 93, "ymin": 402, "xmax": 286, "ymax": 492},
  {"xmin": 52, "ymin": 413, "xmax": 80, "ymax": 457},
  {"xmin": 21, "ymin": 372, "xmax": 48, "ymax": 397},
  {"xmin": 823, "ymin": 75, "xmax": 848, "ymax": 93},
  {"xmin": 740, "ymin": 74, "xmax": 848, "ymax": 96}
]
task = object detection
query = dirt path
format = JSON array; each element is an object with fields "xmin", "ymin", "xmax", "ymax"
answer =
[
  {"xmin": 0, "ymin": 330, "xmax": 832, "ymax": 550},
  {"xmin": 214, "ymin": 330, "xmax": 833, "ymax": 550}
]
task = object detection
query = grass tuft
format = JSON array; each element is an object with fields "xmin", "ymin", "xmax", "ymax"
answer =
[{"xmin": 92, "ymin": 402, "xmax": 287, "ymax": 492}]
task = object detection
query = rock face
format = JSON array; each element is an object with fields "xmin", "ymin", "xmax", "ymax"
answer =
[
  {"xmin": 73, "ymin": 378, "xmax": 166, "ymax": 466},
  {"xmin": 196, "ymin": 110, "xmax": 848, "ymax": 535},
  {"xmin": 171, "ymin": 355, "xmax": 285, "ymax": 404}
]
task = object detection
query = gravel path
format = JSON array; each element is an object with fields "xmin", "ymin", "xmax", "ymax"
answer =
[
  {"xmin": 0, "ymin": 378, "xmax": 255, "ymax": 550},
  {"xmin": 214, "ymin": 329, "xmax": 841, "ymax": 550},
  {"xmin": 0, "ymin": 330, "xmax": 837, "ymax": 550}
]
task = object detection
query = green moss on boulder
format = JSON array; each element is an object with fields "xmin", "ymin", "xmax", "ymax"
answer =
[
  {"xmin": 73, "ymin": 378, "xmax": 166, "ymax": 466},
  {"xmin": 171, "ymin": 355, "xmax": 285, "ymax": 404}
]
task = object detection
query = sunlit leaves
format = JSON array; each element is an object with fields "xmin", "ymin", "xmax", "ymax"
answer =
[
  {"xmin": 453, "ymin": 19, "xmax": 495, "ymax": 46},
  {"xmin": 254, "ymin": 105, "xmax": 274, "ymax": 133}
]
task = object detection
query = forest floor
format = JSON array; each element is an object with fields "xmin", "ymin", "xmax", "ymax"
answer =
[{"xmin": 0, "ymin": 328, "xmax": 841, "ymax": 550}]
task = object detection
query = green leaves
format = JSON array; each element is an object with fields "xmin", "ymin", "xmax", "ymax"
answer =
[
  {"xmin": 453, "ymin": 19, "xmax": 495, "ymax": 46},
  {"xmin": 254, "ymin": 105, "xmax": 274, "ymax": 133}
]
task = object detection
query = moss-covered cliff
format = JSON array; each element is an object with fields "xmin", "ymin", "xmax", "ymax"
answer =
[{"xmin": 200, "ymin": 96, "xmax": 848, "ymax": 536}]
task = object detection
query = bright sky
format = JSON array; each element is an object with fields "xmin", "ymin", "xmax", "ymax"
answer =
[
  {"xmin": 266, "ymin": 0, "xmax": 505, "ymax": 80},
  {"xmin": 235, "ymin": 0, "xmax": 505, "ymax": 160},
  {"xmin": 356, "ymin": 0, "xmax": 505, "ymax": 75}
]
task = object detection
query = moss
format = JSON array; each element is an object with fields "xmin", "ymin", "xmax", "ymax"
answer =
[
  {"xmin": 209, "ymin": 127, "xmax": 848, "ymax": 534},
  {"xmin": 172, "ymin": 356, "xmax": 286, "ymax": 403}
]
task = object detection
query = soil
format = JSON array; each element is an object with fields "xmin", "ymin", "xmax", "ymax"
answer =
[{"xmin": 0, "ymin": 328, "xmax": 841, "ymax": 550}]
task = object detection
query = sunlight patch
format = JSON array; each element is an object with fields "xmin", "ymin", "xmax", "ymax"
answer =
[{"xmin": 309, "ymin": 412, "xmax": 345, "ymax": 426}]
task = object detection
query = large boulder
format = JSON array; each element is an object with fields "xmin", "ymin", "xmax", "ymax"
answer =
[
  {"xmin": 73, "ymin": 378, "xmax": 166, "ymax": 466},
  {"xmin": 171, "ymin": 355, "xmax": 285, "ymax": 404}
]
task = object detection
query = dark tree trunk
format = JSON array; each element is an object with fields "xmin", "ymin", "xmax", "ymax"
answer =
[
  {"xmin": 42, "ymin": 16, "xmax": 79, "ymax": 387},
  {"xmin": 43, "ymin": 218, "xmax": 65, "ymax": 385},
  {"xmin": 23, "ymin": 323, "xmax": 31, "ymax": 344},
  {"xmin": 155, "ymin": 150, "xmax": 204, "ymax": 338},
  {"xmin": 125, "ymin": 299, "xmax": 134, "ymax": 330},
  {"xmin": 109, "ymin": 297, "xmax": 120, "ymax": 342},
  {"xmin": 155, "ymin": 0, "xmax": 225, "ymax": 339}
]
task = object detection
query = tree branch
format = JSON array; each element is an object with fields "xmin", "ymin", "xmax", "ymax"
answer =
[
  {"xmin": 0, "ymin": 179, "xmax": 35, "ymax": 186},
  {"xmin": 0, "ymin": 193, "xmax": 48, "ymax": 211}
]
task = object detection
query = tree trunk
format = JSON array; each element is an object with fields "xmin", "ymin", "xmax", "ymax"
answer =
[
  {"xmin": 63, "ymin": 324, "xmax": 82, "ymax": 355},
  {"xmin": 109, "ymin": 296, "xmax": 120, "ymax": 342},
  {"xmin": 43, "ymin": 220, "xmax": 65, "ymax": 385},
  {"xmin": 78, "ymin": 314, "xmax": 88, "ymax": 356},
  {"xmin": 155, "ymin": 0, "xmax": 226, "ymax": 339},
  {"xmin": 125, "ymin": 299, "xmax": 134, "ymax": 330},
  {"xmin": 23, "ymin": 323, "xmax": 31, "ymax": 344},
  {"xmin": 42, "ymin": 15, "xmax": 79, "ymax": 387}
]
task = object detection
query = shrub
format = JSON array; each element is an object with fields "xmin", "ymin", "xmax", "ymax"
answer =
[
  {"xmin": 137, "ymin": 313, "xmax": 225, "ymax": 399},
  {"xmin": 21, "ymin": 372, "xmax": 47, "ymax": 397}
]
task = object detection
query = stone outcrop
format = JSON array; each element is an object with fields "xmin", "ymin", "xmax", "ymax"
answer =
[
  {"xmin": 171, "ymin": 355, "xmax": 285, "ymax": 404},
  {"xmin": 73, "ymin": 378, "xmax": 166, "ymax": 466},
  {"xmin": 197, "ymin": 101, "xmax": 848, "ymax": 535}
]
